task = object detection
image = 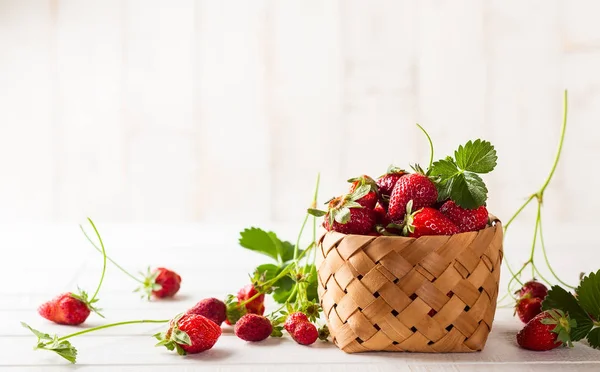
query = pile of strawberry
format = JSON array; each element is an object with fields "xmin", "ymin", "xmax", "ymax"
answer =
[{"xmin": 310, "ymin": 136, "xmax": 498, "ymax": 238}]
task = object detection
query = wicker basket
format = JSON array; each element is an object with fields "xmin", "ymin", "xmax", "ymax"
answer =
[{"xmin": 316, "ymin": 216, "xmax": 503, "ymax": 353}]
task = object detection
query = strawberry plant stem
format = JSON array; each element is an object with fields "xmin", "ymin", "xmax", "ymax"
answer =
[
  {"xmin": 503, "ymin": 90, "xmax": 575, "ymax": 301},
  {"xmin": 87, "ymin": 218, "xmax": 107, "ymax": 304},
  {"xmin": 81, "ymin": 225, "xmax": 144, "ymax": 284},
  {"xmin": 416, "ymin": 123, "xmax": 434, "ymax": 170},
  {"xmin": 57, "ymin": 319, "xmax": 169, "ymax": 342}
]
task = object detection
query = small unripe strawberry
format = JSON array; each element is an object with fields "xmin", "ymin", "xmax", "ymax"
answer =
[
  {"xmin": 291, "ymin": 321, "xmax": 318, "ymax": 345},
  {"xmin": 187, "ymin": 298, "xmax": 227, "ymax": 326},
  {"xmin": 234, "ymin": 314, "xmax": 272, "ymax": 342},
  {"xmin": 152, "ymin": 268, "xmax": 182, "ymax": 298}
]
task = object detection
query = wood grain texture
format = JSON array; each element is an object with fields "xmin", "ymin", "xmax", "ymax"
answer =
[{"xmin": 0, "ymin": 0, "xmax": 599, "ymax": 235}]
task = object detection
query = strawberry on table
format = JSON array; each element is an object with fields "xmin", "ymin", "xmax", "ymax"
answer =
[
  {"xmin": 234, "ymin": 314, "xmax": 273, "ymax": 342},
  {"xmin": 291, "ymin": 321, "xmax": 319, "ymax": 346},
  {"xmin": 39, "ymin": 218, "xmax": 107, "ymax": 325},
  {"xmin": 347, "ymin": 174, "xmax": 378, "ymax": 209},
  {"xmin": 387, "ymin": 172, "xmax": 438, "ymax": 222},
  {"xmin": 515, "ymin": 296, "xmax": 543, "ymax": 324},
  {"xmin": 517, "ymin": 310, "xmax": 574, "ymax": 351},
  {"xmin": 187, "ymin": 298, "xmax": 227, "ymax": 326},
  {"xmin": 439, "ymin": 200, "xmax": 489, "ymax": 232},
  {"xmin": 284, "ymin": 312, "xmax": 309, "ymax": 334},
  {"xmin": 155, "ymin": 314, "xmax": 222, "ymax": 355}
]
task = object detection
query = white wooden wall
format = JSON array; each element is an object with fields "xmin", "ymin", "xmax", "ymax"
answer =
[{"xmin": 0, "ymin": 0, "xmax": 599, "ymax": 226}]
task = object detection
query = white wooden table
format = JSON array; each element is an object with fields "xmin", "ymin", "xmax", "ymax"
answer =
[{"xmin": 2, "ymin": 223, "xmax": 599, "ymax": 371}]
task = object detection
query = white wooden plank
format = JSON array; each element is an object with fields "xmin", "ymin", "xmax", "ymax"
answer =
[
  {"xmin": 52, "ymin": 0, "xmax": 128, "ymax": 221},
  {"xmin": 124, "ymin": 0, "xmax": 197, "ymax": 222},
  {"xmin": 0, "ymin": 0, "xmax": 54, "ymax": 221},
  {"xmin": 267, "ymin": 0, "xmax": 344, "ymax": 220},
  {"xmin": 193, "ymin": 0, "xmax": 271, "ymax": 223},
  {"xmin": 339, "ymin": 0, "xmax": 420, "ymax": 177}
]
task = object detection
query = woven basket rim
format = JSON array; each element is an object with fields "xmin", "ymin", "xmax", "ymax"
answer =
[{"xmin": 330, "ymin": 214, "xmax": 501, "ymax": 241}]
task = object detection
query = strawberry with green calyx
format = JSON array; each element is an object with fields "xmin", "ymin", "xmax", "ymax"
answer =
[
  {"xmin": 387, "ymin": 171, "xmax": 438, "ymax": 222},
  {"xmin": 393, "ymin": 200, "xmax": 459, "ymax": 238},
  {"xmin": 155, "ymin": 313, "xmax": 221, "ymax": 355},
  {"xmin": 80, "ymin": 227, "xmax": 182, "ymax": 301},
  {"xmin": 234, "ymin": 314, "xmax": 273, "ymax": 342},
  {"xmin": 22, "ymin": 318, "xmax": 170, "ymax": 364},
  {"xmin": 376, "ymin": 165, "xmax": 407, "ymax": 203},
  {"xmin": 318, "ymin": 324, "xmax": 330, "ymax": 341},
  {"xmin": 347, "ymin": 174, "xmax": 378, "ymax": 209},
  {"xmin": 38, "ymin": 218, "xmax": 107, "ymax": 325},
  {"xmin": 439, "ymin": 200, "xmax": 489, "ymax": 233},
  {"xmin": 187, "ymin": 298, "xmax": 227, "ymax": 326},
  {"xmin": 517, "ymin": 309, "xmax": 575, "ymax": 351}
]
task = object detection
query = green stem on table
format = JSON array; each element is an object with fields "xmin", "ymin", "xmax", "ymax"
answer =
[
  {"xmin": 81, "ymin": 225, "xmax": 144, "ymax": 284},
  {"xmin": 56, "ymin": 319, "xmax": 169, "ymax": 342},
  {"xmin": 87, "ymin": 218, "xmax": 107, "ymax": 304}
]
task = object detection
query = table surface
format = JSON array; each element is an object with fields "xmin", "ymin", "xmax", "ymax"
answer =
[{"xmin": 2, "ymin": 223, "xmax": 599, "ymax": 371}]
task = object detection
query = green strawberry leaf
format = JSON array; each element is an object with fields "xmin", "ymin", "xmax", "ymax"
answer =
[
  {"xmin": 171, "ymin": 329, "xmax": 192, "ymax": 346},
  {"xmin": 542, "ymin": 285, "xmax": 593, "ymax": 341},
  {"xmin": 454, "ymin": 139, "xmax": 497, "ymax": 174},
  {"xmin": 21, "ymin": 322, "xmax": 52, "ymax": 341},
  {"xmin": 254, "ymin": 264, "xmax": 280, "ymax": 282},
  {"xmin": 304, "ymin": 265, "xmax": 319, "ymax": 302},
  {"xmin": 307, "ymin": 208, "xmax": 327, "ymax": 217},
  {"xmin": 335, "ymin": 207, "xmax": 351, "ymax": 224},
  {"xmin": 576, "ymin": 270, "xmax": 600, "ymax": 321},
  {"xmin": 430, "ymin": 157, "xmax": 459, "ymax": 181},
  {"xmin": 44, "ymin": 337, "xmax": 78, "ymax": 364},
  {"xmin": 586, "ymin": 327, "xmax": 600, "ymax": 349},
  {"xmin": 271, "ymin": 325, "xmax": 284, "ymax": 337},
  {"xmin": 349, "ymin": 184, "xmax": 371, "ymax": 201},
  {"xmin": 272, "ymin": 277, "xmax": 296, "ymax": 303},
  {"xmin": 239, "ymin": 228, "xmax": 295, "ymax": 263},
  {"xmin": 449, "ymin": 172, "xmax": 488, "ymax": 209}
]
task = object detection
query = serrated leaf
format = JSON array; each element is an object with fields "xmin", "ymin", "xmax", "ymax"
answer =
[
  {"xmin": 239, "ymin": 227, "xmax": 279, "ymax": 262},
  {"xmin": 576, "ymin": 270, "xmax": 600, "ymax": 321},
  {"xmin": 21, "ymin": 322, "xmax": 52, "ymax": 341},
  {"xmin": 271, "ymin": 325, "xmax": 283, "ymax": 337},
  {"xmin": 454, "ymin": 139, "xmax": 497, "ymax": 174},
  {"xmin": 304, "ymin": 265, "xmax": 319, "ymax": 302},
  {"xmin": 254, "ymin": 263, "xmax": 280, "ymax": 282},
  {"xmin": 430, "ymin": 158, "xmax": 459, "ymax": 181},
  {"xmin": 279, "ymin": 241, "xmax": 298, "ymax": 263},
  {"xmin": 542, "ymin": 286, "xmax": 593, "ymax": 341},
  {"xmin": 44, "ymin": 337, "xmax": 77, "ymax": 364},
  {"xmin": 450, "ymin": 172, "xmax": 488, "ymax": 209},
  {"xmin": 350, "ymin": 184, "xmax": 371, "ymax": 201},
  {"xmin": 586, "ymin": 327, "xmax": 600, "ymax": 349},
  {"xmin": 435, "ymin": 178, "xmax": 453, "ymax": 202},
  {"xmin": 174, "ymin": 343, "xmax": 187, "ymax": 355}
]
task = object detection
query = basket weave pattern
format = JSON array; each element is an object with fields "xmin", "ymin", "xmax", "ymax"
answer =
[{"xmin": 316, "ymin": 219, "xmax": 503, "ymax": 353}]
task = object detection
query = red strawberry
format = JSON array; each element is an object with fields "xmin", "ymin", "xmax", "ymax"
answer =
[
  {"xmin": 323, "ymin": 204, "xmax": 376, "ymax": 235},
  {"xmin": 403, "ymin": 205, "xmax": 459, "ymax": 238},
  {"xmin": 348, "ymin": 175, "xmax": 378, "ymax": 209},
  {"xmin": 157, "ymin": 314, "xmax": 221, "ymax": 354},
  {"xmin": 187, "ymin": 298, "xmax": 227, "ymax": 326},
  {"xmin": 388, "ymin": 173, "xmax": 438, "ymax": 221},
  {"xmin": 373, "ymin": 202, "xmax": 389, "ymax": 226},
  {"xmin": 517, "ymin": 310, "xmax": 574, "ymax": 351},
  {"xmin": 439, "ymin": 200, "xmax": 489, "ymax": 232},
  {"xmin": 237, "ymin": 284, "xmax": 265, "ymax": 316},
  {"xmin": 291, "ymin": 321, "xmax": 318, "ymax": 345},
  {"xmin": 150, "ymin": 268, "xmax": 182, "ymax": 298},
  {"xmin": 516, "ymin": 280, "xmax": 548, "ymax": 300},
  {"xmin": 38, "ymin": 293, "xmax": 91, "ymax": 326},
  {"xmin": 284, "ymin": 312, "xmax": 308, "ymax": 334},
  {"xmin": 234, "ymin": 314, "xmax": 273, "ymax": 342},
  {"xmin": 515, "ymin": 297, "xmax": 543, "ymax": 324},
  {"xmin": 376, "ymin": 166, "xmax": 406, "ymax": 203}
]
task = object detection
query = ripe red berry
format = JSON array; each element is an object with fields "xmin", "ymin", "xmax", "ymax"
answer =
[
  {"xmin": 405, "ymin": 207, "xmax": 459, "ymax": 238},
  {"xmin": 376, "ymin": 167, "xmax": 406, "ymax": 202},
  {"xmin": 388, "ymin": 173, "xmax": 438, "ymax": 221},
  {"xmin": 161, "ymin": 314, "xmax": 222, "ymax": 354},
  {"xmin": 187, "ymin": 298, "xmax": 227, "ymax": 326},
  {"xmin": 38, "ymin": 293, "xmax": 91, "ymax": 326},
  {"xmin": 348, "ymin": 175, "xmax": 378, "ymax": 209},
  {"xmin": 515, "ymin": 297, "xmax": 543, "ymax": 324},
  {"xmin": 323, "ymin": 205, "xmax": 376, "ymax": 235},
  {"xmin": 517, "ymin": 310, "xmax": 572, "ymax": 351},
  {"xmin": 284, "ymin": 312, "xmax": 309, "ymax": 334},
  {"xmin": 291, "ymin": 321, "xmax": 318, "ymax": 345},
  {"xmin": 516, "ymin": 280, "xmax": 548, "ymax": 300},
  {"xmin": 234, "ymin": 314, "xmax": 273, "ymax": 342},
  {"xmin": 237, "ymin": 284, "xmax": 265, "ymax": 316},
  {"xmin": 439, "ymin": 200, "xmax": 488, "ymax": 232},
  {"xmin": 152, "ymin": 268, "xmax": 182, "ymax": 298}
]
